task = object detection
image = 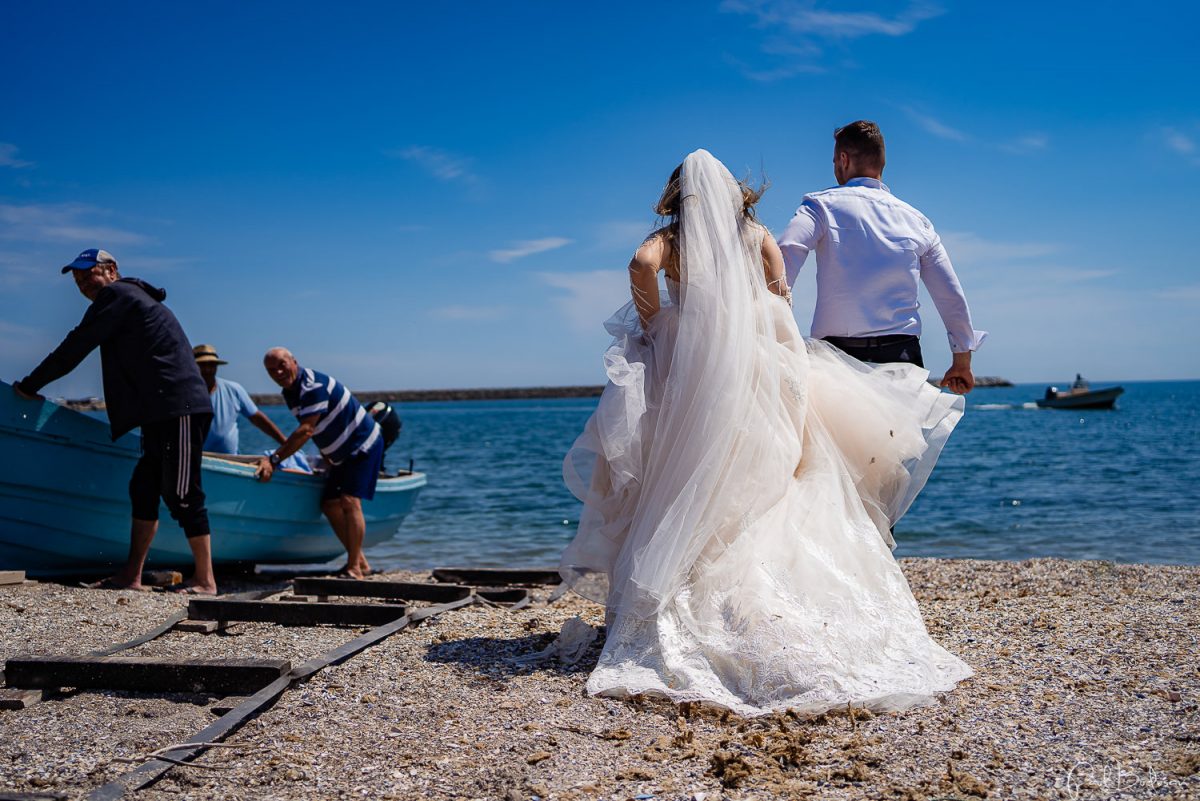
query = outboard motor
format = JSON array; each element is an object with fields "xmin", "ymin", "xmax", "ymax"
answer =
[{"xmin": 366, "ymin": 401, "xmax": 402, "ymax": 450}]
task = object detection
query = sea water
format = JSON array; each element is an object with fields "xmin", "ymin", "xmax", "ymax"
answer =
[{"xmin": 243, "ymin": 380, "xmax": 1200, "ymax": 569}]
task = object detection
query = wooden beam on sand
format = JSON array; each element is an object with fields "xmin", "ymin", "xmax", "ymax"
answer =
[
  {"xmin": 173, "ymin": 619, "xmax": 226, "ymax": 634},
  {"xmin": 3, "ymin": 656, "xmax": 289, "ymax": 695},
  {"xmin": 292, "ymin": 577, "xmax": 472, "ymax": 602},
  {"xmin": 188, "ymin": 598, "xmax": 407, "ymax": 627},
  {"xmin": 0, "ymin": 571, "xmax": 26, "ymax": 586},
  {"xmin": 87, "ymin": 596, "xmax": 477, "ymax": 801},
  {"xmin": 1, "ymin": 589, "xmax": 281, "ymax": 713},
  {"xmin": 432, "ymin": 567, "xmax": 562, "ymax": 586},
  {"xmin": 0, "ymin": 688, "xmax": 52, "ymax": 710}
]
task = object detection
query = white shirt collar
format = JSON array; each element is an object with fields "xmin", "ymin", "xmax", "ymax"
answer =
[{"xmin": 844, "ymin": 177, "xmax": 890, "ymax": 193}]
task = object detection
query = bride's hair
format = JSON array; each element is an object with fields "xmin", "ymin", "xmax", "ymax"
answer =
[{"xmin": 653, "ymin": 161, "xmax": 768, "ymax": 255}]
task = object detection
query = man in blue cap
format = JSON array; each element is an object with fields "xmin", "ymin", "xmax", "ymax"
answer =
[{"xmin": 13, "ymin": 248, "xmax": 219, "ymax": 594}]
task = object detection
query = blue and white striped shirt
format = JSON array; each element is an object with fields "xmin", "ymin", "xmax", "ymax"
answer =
[{"xmin": 283, "ymin": 367, "xmax": 380, "ymax": 465}]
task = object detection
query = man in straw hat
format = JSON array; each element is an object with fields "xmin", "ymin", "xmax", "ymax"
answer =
[
  {"xmin": 13, "ymin": 248, "xmax": 218, "ymax": 594},
  {"xmin": 193, "ymin": 344, "xmax": 286, "ymax": 455}
]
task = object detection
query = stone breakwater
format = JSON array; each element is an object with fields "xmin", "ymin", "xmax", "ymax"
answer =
[
  {"xmin": 250, "ymin": 385, "xmax": 608, "ymax": 406},
  {"xmin": 249, "ymin": 377, "xmax": 1014, "ymax": 406},
  {"xmin": 59, "ymin": 378, "xmax": 1014, "ymax": 410},
  {"xmin": 1, "ymin": 557, "xmax": 1196, "ymax": 799}
]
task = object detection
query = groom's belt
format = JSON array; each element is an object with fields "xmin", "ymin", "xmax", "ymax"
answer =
[{"xmin": 823, "ymin": 334, "xmax": 918, "ymax": 349}]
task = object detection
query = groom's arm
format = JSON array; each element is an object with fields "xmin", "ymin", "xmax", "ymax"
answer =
[
  {"xmin": 918, "ymin": 237, "xmax": 987, "ymax": 355},
  {"xmin": 919, "ymin": 236, "xmax": 988, "ymax": 395},
  {"xmin": 777, "ymin": 200, "xmax": 825, "ymax": 287}
]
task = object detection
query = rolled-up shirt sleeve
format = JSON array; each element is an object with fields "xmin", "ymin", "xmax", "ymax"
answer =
[
  {"xmin": 919, "ymin": 236, "xmax": 988, "ymax": 352},
  {"xmin": 233, "ymin": 381, "xmax": 259, "ymax": 419},
  {"xmin": 777, "ymin": 199, "xmax": 825, "ymax": 287}
]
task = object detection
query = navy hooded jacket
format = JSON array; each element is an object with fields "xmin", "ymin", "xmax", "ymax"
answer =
[{"xmin": 18, "ymin": 277, "xmax": 211, "ymax": 440}]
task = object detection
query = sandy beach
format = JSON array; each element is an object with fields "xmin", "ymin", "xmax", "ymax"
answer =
[{"xmin": 1, "ymin": 557, "xmax": 1197, "ymax": 800}]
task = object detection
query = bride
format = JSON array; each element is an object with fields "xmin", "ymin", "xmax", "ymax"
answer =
[{"xmin": 559, "ymin": 149, "xmax": 972, "ymax": 716}]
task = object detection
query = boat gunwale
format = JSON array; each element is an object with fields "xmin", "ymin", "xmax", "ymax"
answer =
[{"xmin": 200, "ymin": 453, "xmax": 427, "ymax": 492}]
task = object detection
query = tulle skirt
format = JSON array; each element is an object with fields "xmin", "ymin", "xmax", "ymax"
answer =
[{"xmin": 560, "ymin": 295, "xmax": 972, "ymax": 716}]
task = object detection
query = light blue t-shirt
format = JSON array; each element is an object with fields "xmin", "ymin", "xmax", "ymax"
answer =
[{"xmin": 204, "ymin": 377, "xmax": 258, "ymax": 454}]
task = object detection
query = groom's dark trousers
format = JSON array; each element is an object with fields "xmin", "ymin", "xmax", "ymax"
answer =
[{"xmin": 822, "ymin": 334, "xmax": 923, "ymax": 368}]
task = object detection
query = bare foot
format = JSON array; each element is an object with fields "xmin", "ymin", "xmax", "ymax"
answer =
[
  {"xmin": 171, "ymin": 583, "xmax": 218, "ymax": 596},
  {"xmin": 83, "ymin": 576, "xmax": 148, "ymax": 591}
]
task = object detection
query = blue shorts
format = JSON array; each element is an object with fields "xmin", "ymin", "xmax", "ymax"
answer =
[{"xmin": 321, "ymin": 437, "xmax": 384, "ymax": 502}]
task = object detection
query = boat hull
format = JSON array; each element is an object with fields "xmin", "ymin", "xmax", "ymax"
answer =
[
  {"xmin": 1035, "ymin": 386, "xmax": 1125, "ymax": 409},
  {"xmin": 0, "ymin": 385, "xmax": 425, "ymax": 574}
]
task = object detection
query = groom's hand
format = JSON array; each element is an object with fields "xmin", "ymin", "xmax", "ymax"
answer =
[{"xmin": 939, "ymin": 352, "xmax": 975, "ymax": 395}]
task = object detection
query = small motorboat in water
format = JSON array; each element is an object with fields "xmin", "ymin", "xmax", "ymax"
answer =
[
  {"xmin": 1036, "ymin": 374, "xmax": 1124, "ymax": 409},
  {"xmin": 0, "ymin": 381, "xmax": 426, "ymax": 574}
]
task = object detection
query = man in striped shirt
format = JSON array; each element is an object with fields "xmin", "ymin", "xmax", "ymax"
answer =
[{"xmin": 256, "ymin": 347, "xmax": 383, "ymax": 578}]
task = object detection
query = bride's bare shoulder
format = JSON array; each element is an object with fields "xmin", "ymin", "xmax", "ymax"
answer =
[
  {"xmin": 633, "ymin": 227, "xmax": 671, "ymax": 268},
  {"xmin": 744, "ymin": 219, "xmax": 769, "ymax": 237}
]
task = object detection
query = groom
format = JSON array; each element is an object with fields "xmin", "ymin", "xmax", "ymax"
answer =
[{"xmin": 777, "ymin": 120, "xmax": 986, "ymax": 394}]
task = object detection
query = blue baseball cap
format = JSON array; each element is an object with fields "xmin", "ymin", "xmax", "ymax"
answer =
[{"xmin": 61, "ymin": 248, "xmax": 117, "ymax": 275}]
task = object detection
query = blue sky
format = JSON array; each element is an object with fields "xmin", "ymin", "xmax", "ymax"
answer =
[{"xmin": 2, "ymin": 1, "xmax": 1198, "ymax": 397}]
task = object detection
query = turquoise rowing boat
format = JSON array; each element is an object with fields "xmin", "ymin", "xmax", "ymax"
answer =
[{"xmin": 0, "ymin": 381, "xmax": 426, "ymax": 574}]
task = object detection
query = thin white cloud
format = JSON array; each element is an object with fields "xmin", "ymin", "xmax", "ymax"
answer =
[
  {"xmin": 489, "ymin": 237, "xmax": 572, "ymax": 264},
  {"xmin": 899, "ymin": 106, "xmax": 968, "ymax": 142},
  {"xmin": 724, "ymin": 0, "xmax": 943, "ymax": 38},
  {"xmin": 723, "ymin": 1, "xmax": 943, "ymax": 79},
  {"xmin": 595, "ymin": 220, "xmax": 658, "ymax": 250},
  {"xmin": 1164, "ymin": 128, "xmax": 1195, "ymax": 155},
  {"xmin": 389, "ymin": 145, "xmax": 479, "ymax": 185},
  {"xmin": 0, "ymin": 143, "xmax": 33, "ymax": 169},
  {"xmin": 1161, "ymin": 126, "xmax": 1200, "ymax": 167},
  {"xmin": 538, "ymin": 270, "xmax": 630, "ymax": 334},
  {"xmin": 961, "ymin": 276, "xmax": 1194, "ymax": 381},
  {"xmin": 0, "ymin": 319, "xmax": 38, "ymax": 338},
  {"xmin": 1000, "ymin": 133, "xmax": 1049, "ymax": 154},
  {"xmin": 0, "ymin": 253, "xmax": 42, "ymax": 288},
  {"xmin": 1036, "ymin": 267, "xmax": 1116, "ymax": 284},
  {"xmin": 0, "ymin": 203, "xmax": 149, "ymax": 246},
  {"xmin": 728, "ymin": 56, "xmax": 827, "ymax": 81},
  {"xmin": 940, "ymin": 231, "xmax": 1062, "ymax": 265},
  {"xmin": 428, "ymin": 304, "xmax": 511, "ymax": 321},
  {"xmin": 125, "ymin": 255, "xmax": 195, "ymax": 273},
  {"xmin": 1153, "ymin": 283, "xmax": 1200, "ymax": 303},
  {"xmin": 893, "ymin": 103, "xmax": 1050, "ymax": 153},
  {"xmin": 727, "ymin": 37, "xmax": 827, "ymax": 79}
]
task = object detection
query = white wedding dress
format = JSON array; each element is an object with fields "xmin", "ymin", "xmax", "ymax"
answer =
[{"xmin": 559, "ymin": 150, "xmax": 973, "ymax": 716}]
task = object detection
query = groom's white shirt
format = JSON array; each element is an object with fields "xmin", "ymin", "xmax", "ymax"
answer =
[{"xmin": 777, "ymin": 177, "xmax": 986, "ymax": 353}]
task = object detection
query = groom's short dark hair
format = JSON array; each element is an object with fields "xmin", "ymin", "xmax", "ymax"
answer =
[{"xmin": 834, "ymin": 120, "xmax": 885, "ymax": 171}]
